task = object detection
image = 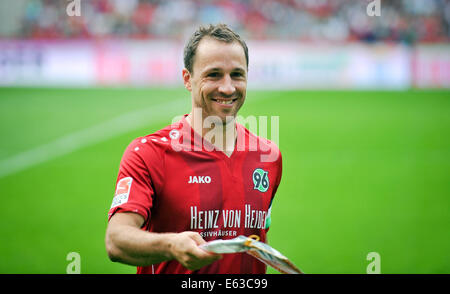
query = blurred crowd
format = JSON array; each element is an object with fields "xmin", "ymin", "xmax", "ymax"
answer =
[{"xmin": 17, "ymin": 0, "xmax": 450, "ymax": 43}]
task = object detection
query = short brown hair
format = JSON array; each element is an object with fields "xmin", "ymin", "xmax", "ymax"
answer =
[{"xmin": 183, "ymin": 23, "xmax": 249, "ymax": 74}]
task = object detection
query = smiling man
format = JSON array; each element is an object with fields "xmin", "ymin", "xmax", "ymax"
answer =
[
  {"xmin": 183, "ymin": 25, "xmax": 248, "ymax": 156},
  {"xmin": 105, "ymin": 24, "xmax": 282, "ymax": 274}
]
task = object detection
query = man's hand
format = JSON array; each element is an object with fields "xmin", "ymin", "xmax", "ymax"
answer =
[
  {"xmin": 106, "ymin": 212, "xmax": 221, "ymax": 270},
  {"xmin": 168, "ymin": 231, "xmax": 222, "ymax": 271}
]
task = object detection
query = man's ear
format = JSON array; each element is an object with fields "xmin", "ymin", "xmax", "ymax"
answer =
[{"xmin": 182, "ymin": 68, "xmax": 192, "ymax": 91}]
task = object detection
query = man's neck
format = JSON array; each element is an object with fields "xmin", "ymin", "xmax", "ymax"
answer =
[{"xmin": 186, "ymin": 111, "xmax": 237, "ymax": 157}]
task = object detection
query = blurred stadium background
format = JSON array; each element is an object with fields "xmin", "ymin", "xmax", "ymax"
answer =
[{"xmin": 0, "ymin": 0, "xmax": 449, "ymax": 274}]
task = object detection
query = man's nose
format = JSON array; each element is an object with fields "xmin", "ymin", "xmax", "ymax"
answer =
[{"xmin": 218, "ymin": 75, "xmax": 235, "ymax": 96}]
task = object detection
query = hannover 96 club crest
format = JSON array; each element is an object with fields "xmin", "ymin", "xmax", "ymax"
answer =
[{"xmin": 252, "ymin": 168, "xmax": 269, "ymax": 192}]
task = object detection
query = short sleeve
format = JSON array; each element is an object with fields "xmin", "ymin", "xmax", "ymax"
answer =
[
  {"xmin": 272, "ymin": 149, "xmax": 282, "ymax": 197},
  {"xmin": 108, "ymin": 139, "xmax": 156, "ymax": 223},
  {"xmin": 265, "ymin": 149, "xmax": 282, "ymax": 232}
]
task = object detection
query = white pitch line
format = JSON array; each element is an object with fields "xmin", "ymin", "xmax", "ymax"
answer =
[{"xmin": 0, "ymin": 98, "xmax": 185, "ymax": 179}]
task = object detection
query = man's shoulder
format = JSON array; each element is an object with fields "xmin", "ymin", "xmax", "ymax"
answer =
[
  {"xmin": 142, "ymin": 121, "xmax": 182, "ymax": 145},
  {"xmin": 237, "ymin": 123, "xmax": 281, "ymax": 152},
  {"xmin": 125, "ymin": 120, "xmax": 183, "ymax": 156}
]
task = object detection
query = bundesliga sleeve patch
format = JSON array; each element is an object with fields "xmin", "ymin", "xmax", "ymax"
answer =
[{"xmin": 111, "ymin": 177, "xmax": 132, "ymax": 209}]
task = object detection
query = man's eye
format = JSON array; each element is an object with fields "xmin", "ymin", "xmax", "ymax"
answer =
[
  {"xmin": 207, "ymin": 72, "xmax": 220, "ymax": 77},
  {"xmin": 231, "ymin": 72, "xmax": 244, "ymax": 78}
]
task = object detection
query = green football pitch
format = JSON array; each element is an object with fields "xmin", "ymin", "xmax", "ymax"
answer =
[{"xmin": 0, "ymin": 87, "xmax": 449, "ymax": 274}]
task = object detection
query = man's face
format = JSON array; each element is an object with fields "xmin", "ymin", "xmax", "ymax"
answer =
[{"xmin": 183, "ymin": 37, "xmax": 247, "ymax": 123}]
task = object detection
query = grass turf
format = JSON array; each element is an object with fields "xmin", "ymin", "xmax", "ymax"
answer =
[{"xmin": 0, "ymin": 87, "xmax": 449, "ymax": 273}]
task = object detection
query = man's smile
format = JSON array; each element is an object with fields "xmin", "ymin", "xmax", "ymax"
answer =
[{"xmin": 211, "ymin": 97, "xmax": 238, "ymax": 106}]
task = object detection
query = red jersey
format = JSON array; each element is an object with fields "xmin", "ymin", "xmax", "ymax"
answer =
[{"xmin": 108, "ymin": 115, "xmax": 282, "ymax": 274}]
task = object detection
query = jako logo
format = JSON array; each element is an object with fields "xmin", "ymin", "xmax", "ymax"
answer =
[{"xmin": 188, "ymin": 176, "xmax": 211, "ymax": 184}]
